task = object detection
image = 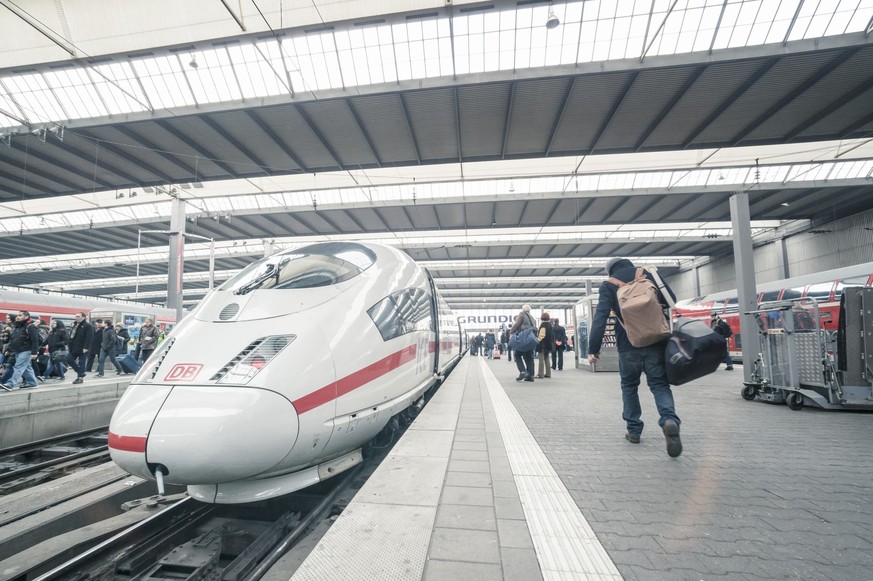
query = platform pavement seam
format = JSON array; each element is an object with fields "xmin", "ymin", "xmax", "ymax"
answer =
[{"xmin": 478, "ymin": 358, "xmax": 623, "ymax": 581}]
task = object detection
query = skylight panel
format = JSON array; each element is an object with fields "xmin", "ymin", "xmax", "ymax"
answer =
[
  {"xmin": 91, "ymin": 61, "xmax": 150, "ymax": 114},
  {"xmin": 825, "ymin": 2, "xmax": 856, "ymax": 35},
  {"xmin": 46, "ymin": 68, "xmax": 106, "ymax": 119},
  {"xmin": 5, "ymin": 73, "xmax": 65, "ymax": 124},
  {"xmin": 186, "ymin": 48, "xmax": 243, "ymax": 105},
  {"xmin": 132, "ymin": 56, "xmax": 195, "ymax": 109}
]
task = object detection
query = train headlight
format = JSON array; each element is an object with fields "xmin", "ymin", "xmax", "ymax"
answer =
[{"xmin": 211, "ymin": 334, "xmax": 297, "ymax": 385}]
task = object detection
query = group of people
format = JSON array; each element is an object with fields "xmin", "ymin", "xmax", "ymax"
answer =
[
  {"xmin": 506, "ymin": 311, "xmax": 570, "ymax": 381},
  {"xmin": 0, "ymin": 310, "xmax": 161, "ymax": 391}
]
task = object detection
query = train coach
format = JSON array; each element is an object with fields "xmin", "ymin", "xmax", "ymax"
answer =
[
  {"xmin": 673, "ymin": 262, "xmax": 873, "ymax": 358},
  {"xmin": 109, "ymin": 241, "xmax": 465, "ymax": 504}
]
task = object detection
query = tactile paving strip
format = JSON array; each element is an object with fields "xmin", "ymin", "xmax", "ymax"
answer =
[{"xmin": 480, "ymin": 359, "xmax": 623, "ymax": 581}]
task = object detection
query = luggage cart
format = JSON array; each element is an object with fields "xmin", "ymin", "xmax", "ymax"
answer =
[{"xmin": 742, "ymin": 293, "xmax": 873, "ymax": 410}]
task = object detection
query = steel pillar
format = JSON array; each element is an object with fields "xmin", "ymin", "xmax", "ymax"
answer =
[
  {"xmin": 730, "ymin": 192, "xmax": 758, "ymax": 381},
  {"xmin": 167, "ymin": 197, "xmax": 186, "ymax": 322}
]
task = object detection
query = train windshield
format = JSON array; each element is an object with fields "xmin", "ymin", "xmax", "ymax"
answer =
[{"xmin": 221, "ymin": 243, "xmax": 376, "ymax": 295}]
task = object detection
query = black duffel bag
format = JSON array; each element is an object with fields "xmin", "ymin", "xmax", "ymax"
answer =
[{"xmin": 665, "ymin": 317, "xmax": 727, "ymax": 386}]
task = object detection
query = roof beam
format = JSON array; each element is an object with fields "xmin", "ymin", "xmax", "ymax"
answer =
[
  {"xmin": 590, "ymin": 72, "xmax": 638, "ymax": 154},
  {"xmin": 346, "ymin": 100, "xmax": 382, "ymax": 167},
  {"xmin": 113, "ymin": 125, "xmax": 199, "ymax": 177},
  {"xmin": 730, "ymin": 48, "xmax": 862, "ymax": 147},
  {"xmin": 295, "ymin": 106, "xmax": 343, "ymax": 170},
  {"xmin": 7, "ymin": 140, "xmax": 115, "ymax": 189},
  {"xmin": 545, "ymin": 78, "xmax": 577, "ymax": 156},
  {"xmin": 244, "ymin": 111, "xmax": 307, "ymax": 172},
  {"xmin": 155, "ymin": 120, "xmax": 239, "ymax": 178},
  {"xmin": 67, "ymin": 131, "xmax": 176, "ymax": 184},
  {"xmin": 397, "ymin": 94, "xmax": 421, "ymax": 164},
  {"xmin": 201, "ymin": 116, "xmax": 268, "ymax": 174},
  {"xmin": 634, "ymin": 65, "xmax": 706, "ymax": 152},
  {"xmin": 682, "ymin": 58, "xmax": 779, "ymax": 148}
]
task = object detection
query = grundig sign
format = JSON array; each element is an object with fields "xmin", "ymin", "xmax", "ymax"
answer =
[{"xmin": 456, "ymin": 313, "xmax": 516, "ymax": 326}]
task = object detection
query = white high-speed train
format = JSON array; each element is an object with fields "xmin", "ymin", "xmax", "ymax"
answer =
[{"xmin": 109, "ymin": 242, "xmax": 464, "ymax": 504}]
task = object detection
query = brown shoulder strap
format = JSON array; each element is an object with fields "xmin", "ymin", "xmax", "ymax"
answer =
[
  {"xmin": 634, "ymin": 267, "xmax": 646, "ymax": 281},
  {"xmin": 606, "ymin": 277, "xmax": 625, "ymax": 287}
]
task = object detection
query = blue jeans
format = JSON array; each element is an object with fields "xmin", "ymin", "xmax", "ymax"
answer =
[
  {"xmin": 98, "ymin": 347, "xmax": 122, "ymax": 374},
  {"xmin": 723, "ymin": 338, "xmax": 733, "ymax": 366},
  {"xmin": 7, "ymin": 351, "xmax": 38, "ymax": 387},
  {"xmin": 618, "ymin": 345, "xmax": 680, "ymax": 435},
  {"xmin": 45, "ymin": 356, "xmax": 66, "ymax": 379},
  {"xmin": 68, "ymin": 351, "xmax": 88, "ymax": 377}
]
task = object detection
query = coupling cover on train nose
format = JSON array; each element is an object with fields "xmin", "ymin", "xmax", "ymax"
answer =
[{"xmin": 146, "ymin": 385, "xmax": 298, "ymax": 484}]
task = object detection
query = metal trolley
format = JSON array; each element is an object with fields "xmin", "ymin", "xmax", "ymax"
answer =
[{"xmin": 742, "ymin": 293, "xmax": 873, "ymax": 411}]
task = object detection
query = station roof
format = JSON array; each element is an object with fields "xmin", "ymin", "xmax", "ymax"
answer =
[{"xmin": 2, "ymin": 0, "xmax": 873, "ymax": 310}]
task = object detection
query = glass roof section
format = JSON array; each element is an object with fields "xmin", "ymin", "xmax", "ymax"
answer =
[
  {"xmin": 0, "ymin": 157, "xmax": 866, "ymax": 235},
  {"xmin": 1, "ymin": 223, "xmax": 760, "ymax": 276},
  {"xmin": 1, "ymin": 0, "xmax": 871, "ymax": 128}
]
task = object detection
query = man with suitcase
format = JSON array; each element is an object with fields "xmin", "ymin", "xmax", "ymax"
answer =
[{"xmin": 587, "ymin": 257, "xmax": 683, "ymax": 458}]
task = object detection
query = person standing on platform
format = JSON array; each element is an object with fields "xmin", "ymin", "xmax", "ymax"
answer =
[
  {"xmin": 44, "ymin": 320, "xmax": 69, "ymax": 380},
  {"xmin": 535, "ymin": 312, "xmax": 554, "ymax": 378},
  {"xmin": 485, "ymin": 330, "xmax": 496, "ymax": 359},
  {"xmin": 587, "ymin": 257, "xmax": 682, "ymax": 457},
  {"xmin": 97, "ymin": 320, "xmax": 123, "ymax": 377},
  {"xmin": 551, "ymin": 319, "xmax": 567, "ymax": 371},
  {"xmin": 87, "ymin": 319, "xmax": 103, "ymax": 372},
  {"xmin": 502, "ymin": 328, "xmax": 513, "ymax": 362},
  {"xmin": 509, "ymin": 304, "xmax": 537, "ymax": 382},
  {"xmin": 1, "ymin": 311, "xmax": 40, "ymax": 391},
  {"xmin": 710, "ymin": 313, "xmax": 734, "ymax": 371},
  {"xmin": 68, "ymin": 312, "xmax": 94, "ymax": 385},
  {"xmin": 137, "ymin": 318, "xmax": 160, "ymax": 362}
]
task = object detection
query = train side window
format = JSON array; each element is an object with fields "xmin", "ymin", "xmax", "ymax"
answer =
[
  {"xmin": 834, "ymin": 276, "xmax": 870, "ymax": 301},
  {"xmin": 723, "ymin": 298, "xmax": 739, "ymax": 313},
  {"xmin": 368, "ymin": 288, "xmax": 433, "ymax": 341},
  {"xmin": 781, "ymin": 287, "xmax": 803, "ymax": 300},
  {"xmin": 805, "ymin": 282, "xmax": 833, "ymax": 302},
  {"xmin": 760, "ymin": 291, "xmax": 780, "ymax": 302},
  {"xmin": 708, "ymin": 299, "xmax": 724, "ymax": 314}
]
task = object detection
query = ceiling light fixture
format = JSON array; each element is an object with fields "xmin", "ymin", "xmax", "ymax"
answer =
[
  {"xmin": 189, "ymin": 54, "xmax": 199, "ymax": 69},
  {"xmin": 545, "ymin": 4, "xmax": 560, "ymax": 29}
]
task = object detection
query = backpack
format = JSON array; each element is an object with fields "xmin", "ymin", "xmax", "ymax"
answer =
[
  {"xmin": 717, "ymin": 319, "xmax": 733, "ymax": 338},
  {"xmin": 608, "ymin": 268, "xmax": 671, "ymax": 348},
  {"xmin": 30, "ymin": 323, "xmax": 49, "ymax": 345}
]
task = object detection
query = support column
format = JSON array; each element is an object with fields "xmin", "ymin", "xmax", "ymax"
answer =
[
  {"xmin": 167, "ymin": 197, "xmax": 186, "ymax": 322},
  {"xmin": 693, "ymin": 265, "xmax": 702, "ymax": 297},
  {"xmin": 585, "ymin": 280, "xmax": 592, "ymax": 297},
  {"xmin": 730, "ymin": 192, "xmax": 757, "ymax": 381},
  {"xmin": 774, "ymin": 238, "xmax": 789, "ymax": 279}
]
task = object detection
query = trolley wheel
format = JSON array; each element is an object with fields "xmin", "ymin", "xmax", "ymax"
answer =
[
  {"xmin": 786, "ymin": 392, "xmax": 804, "ymax": 410},
  {"xmin": 741, "ymin": 385, "xmax": 757, "ymax": 401}
]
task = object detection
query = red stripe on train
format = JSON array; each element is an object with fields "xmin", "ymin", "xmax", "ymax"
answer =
[
  {"xmin": 292, "ymin": 344, "xmax": 418, "ymax": 414},
  {"xmin": 108, "ymin": 432, "xmax": 147, "ymax": 453}
]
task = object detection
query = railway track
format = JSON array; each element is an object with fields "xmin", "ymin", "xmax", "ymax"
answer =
[
  {"xmin": 19, "ymin": 467, "xmax": 359, "ymax": 581},
  {"xmin": 0, "ymin": 428, "xmax": 111, "ymax": 495}
]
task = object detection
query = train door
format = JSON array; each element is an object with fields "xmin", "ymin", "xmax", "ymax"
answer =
[{"xmin": 425, "ymin": 269, "xmax": 440, "ymax": 375}]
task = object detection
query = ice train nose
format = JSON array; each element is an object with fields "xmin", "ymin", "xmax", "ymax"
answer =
[{"xmin": 146, "ymin": 385, "xmax": 299, "ymax": 484}]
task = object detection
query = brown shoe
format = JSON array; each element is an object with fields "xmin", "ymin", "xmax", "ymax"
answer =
[{"xmin": 625, "ymin": 433, "xmax": 641, "ymax": 444}]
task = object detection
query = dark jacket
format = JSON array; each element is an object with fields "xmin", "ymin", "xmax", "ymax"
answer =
[
  {"xmin": 10, "ymin": 320, "xmax": 40, "ymax": 355},
  {"xmin": 537, "ymin": 321, "xmax": 554, "ymax": 352},
  {"xmin": 553, "ymin": 324, "xmax": 568, "ymax": 348},
  {"xmin": 69, "ymin": 320, "xmax": 94, "ymax": 355},
  {"xmin": 588, "ymin": 260, "xmax": 676, "ymax": 354},
  {"xmin": 91, "ymin": 327, "xmax": 104, "ymax": 353},
  {"xmin": 46, "ymin": 327, "xmax": 69, "ymax": 352},
  {"xmin": 101, "ymin": 327, "xmax": 118, "ymax": 352}
]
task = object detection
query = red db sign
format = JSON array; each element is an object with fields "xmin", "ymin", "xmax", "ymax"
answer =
[{"xmin": 165, "ymin": 364, "xmax": 203, "ymax": 382}]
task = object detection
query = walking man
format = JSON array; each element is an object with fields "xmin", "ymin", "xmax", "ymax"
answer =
[
  {"xmin": 1, "ymin": 311, "xmax": 40, "ymax": 391},
  {"xmin": 67, "ymin": 312, "xmax": 94, "ymax": 384},
  {"xmin": 587, "ymin": 258, "xmax": 682, "ymax": 457}
]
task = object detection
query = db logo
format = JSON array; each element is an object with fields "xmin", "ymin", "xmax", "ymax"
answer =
[{"xmin": 165, "ymin": 364, "xmax": 203, "ymax": 382}]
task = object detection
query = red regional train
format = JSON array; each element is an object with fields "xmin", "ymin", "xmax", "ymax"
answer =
[
  {"xmin": 672, "ymin": 262, "xmax": 873, "ymax": 358},
  {"xmin": 0, "ymin": 286, "xmax": 176, "ymax": 331}
]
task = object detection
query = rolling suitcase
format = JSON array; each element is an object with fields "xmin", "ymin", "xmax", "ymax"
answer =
[
  {"xmin": 665, "ymin": 317, "xmax": 726, "ymax": 385},
  {"xmin": 118, "ymin": 354, "xmax": 142, "ymax": 374},
  {"xmin": 492, "ymin": 348, "xmax": 501, "ymax": 359}
]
